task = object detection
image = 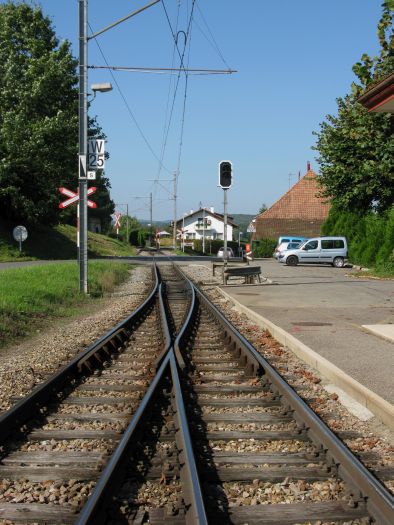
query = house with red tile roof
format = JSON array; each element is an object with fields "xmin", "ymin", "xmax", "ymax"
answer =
[
  {"xmin": 357, "ymin": 72, "xmax": 394, "ymax": 113},
  {"xmin": 253, "ymin": 167, "xmax": 331, "ymax": 240}
]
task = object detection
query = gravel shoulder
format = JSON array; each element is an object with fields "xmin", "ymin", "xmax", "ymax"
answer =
[{"xmin": 0, "ymin": 265, "xmax": 153, "ymax": 412}]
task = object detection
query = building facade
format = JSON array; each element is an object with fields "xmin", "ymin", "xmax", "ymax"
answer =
[
  {"xmin": 253, "ymin": 168, "xmax": 331, "ymax": 240},
  {"xmin": 176, "ymin": 207, "xmax": 236, "ymax": 242}
]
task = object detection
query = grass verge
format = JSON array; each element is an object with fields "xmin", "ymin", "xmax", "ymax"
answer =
[
  {"xmin": 351, "ymin": 268, "xmax": 394, "ymax": 279},
  {"xmin": 0, "ymin": 223, "xmax": 135, "ymax": 262},
  {"xmin": 0, "ymin": 261, "xmax": 132, "ymax": 347}
]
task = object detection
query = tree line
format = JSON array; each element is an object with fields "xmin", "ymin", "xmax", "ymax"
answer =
[
  {"xmin": 0, "ymin": 2, "xmax": 114, "ymax": 231},
  {"xmin": 314, "ymin": 1, "xmax": 393, "ymax": 271}
]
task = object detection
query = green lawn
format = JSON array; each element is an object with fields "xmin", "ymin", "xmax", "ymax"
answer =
[
  {"xmin": 0, "ymin": 223, "xmax": 135, "ymax": 262},
  {"xmin": 0, "ymin": 261, "xmax": 132, "ymax": 347}
]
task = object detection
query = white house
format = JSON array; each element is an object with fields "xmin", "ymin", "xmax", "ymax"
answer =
[{"xmin": 176, "ymin": 207, "xmax": 237, "ymax": 242}]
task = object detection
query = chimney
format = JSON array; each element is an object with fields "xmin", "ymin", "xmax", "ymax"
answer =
[
  {"xmin": 210, "ymin": 206, "xmax": 214, "ymax": 213},
  {"xmin": 307, "ymin": 161, "xmax": 311, "ymax": 172}
]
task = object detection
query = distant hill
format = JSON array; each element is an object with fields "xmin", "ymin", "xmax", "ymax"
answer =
[
  {"xmin": 230, "ymin": 214, "xmax": 255, "ymax": 233},
  {"xmin": 139, "ymin": 219, "xmax": 171, "ymax": 230},
  {"xmin": 138, "ymin": 214, "xmax": 255, "ymax": 236}
]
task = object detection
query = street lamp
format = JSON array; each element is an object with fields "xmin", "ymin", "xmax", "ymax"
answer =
[
  {"xmin": 238, "ymin": 231, "xmax": 243, "ymax": 257},
  {"xmin": 91, "ymin": 82, "xmax": 112, "ymax": 93},
  {"xmin": 91, "ymin": 83, "xmax": 113, "ymax": 99}
]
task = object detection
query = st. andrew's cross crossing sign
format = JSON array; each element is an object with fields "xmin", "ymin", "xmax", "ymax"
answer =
[{"xmin": 59, "ymin": 187, "xmax": 97, "ymax": 209}]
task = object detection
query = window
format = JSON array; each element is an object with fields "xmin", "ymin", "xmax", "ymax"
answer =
[
  {"xmin": 321, "ymin": 239, "xmax": 344, "ymax": 249},
  {"xmin": 303, "ymin": 240, "xmax": 318, "ymax": 250}
]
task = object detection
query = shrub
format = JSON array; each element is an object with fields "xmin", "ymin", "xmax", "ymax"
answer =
[
  {"xmin": 321, "ymin": 206, "xmax": 394, "ymax": 270},
  {"xmin": 252, "ymin": 239, "xmax": 276, "ymax": 258}
]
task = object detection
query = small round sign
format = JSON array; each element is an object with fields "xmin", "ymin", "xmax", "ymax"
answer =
[{"xmin": 13, "ymin": 225, "xmax": 28, "ymax": 242}]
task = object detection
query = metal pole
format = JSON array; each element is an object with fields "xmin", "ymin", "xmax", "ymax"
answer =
[
  {"xmin": 173, "ymin": 171, "xmax": 177, "ymax": 250},
  {"xmin": 77, "ymin": 202, "xmax": 80, "ymax": 263},
  {"xmin": 182, "ymin": 215, "xmax": 185, "ymax": 252},
  {"xmin": 126, "ymin": 203, "xmax": 129, "ymax": 244},
  {"xmin": 202, "ymin": 206, "xmax": 205, "ymax": 254},
  {"xmin": 79, "ymin": 0, "xmax": 88, "ymax": 293},
  {"xmin": 223, "ymin": 189, "xmax": 228, "ymax": 263},
  {"xmin": 150, "ymin": 192, "xmax": 153, "ymax": 247}
]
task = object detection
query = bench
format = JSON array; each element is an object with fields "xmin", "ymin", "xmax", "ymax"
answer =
[
  {"xmin": 213, "ymin": 259, "xmax": 249, "ymax": 276},
  {"xmin": 223, "ymin": 266, "xmax": 262, "ymax": 285}
]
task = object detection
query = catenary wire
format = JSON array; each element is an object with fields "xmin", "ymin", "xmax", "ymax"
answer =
[
  {"xmin": 155, "ymin": 0, "xmax": 182, "ymax": 187},
  {"xmin": 88, "ymin": 22, "xmax": 172, "ymax": 175},
  {"xmin": 195, "ymin": 3, "xmax": 232, "ymax": 70}
]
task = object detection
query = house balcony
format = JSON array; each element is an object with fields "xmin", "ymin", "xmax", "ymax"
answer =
[{"xmin": 195, "ymin": 220, "xmax": 211, "ymax": 230}]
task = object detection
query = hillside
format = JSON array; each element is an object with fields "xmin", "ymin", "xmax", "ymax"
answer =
[
  {"xmin": 0, "ymin": 223, "xmax": 135, "ymax": 262},
  {"xmin": 138, "ymin": 214, "xmax": 255, "ymax": 234},
  {"xmin": 230, "ymin": 214, "xmax": 255, "ymax": 233}
]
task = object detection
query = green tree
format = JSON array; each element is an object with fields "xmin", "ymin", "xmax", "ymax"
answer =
[
  {"xmin": 0, "ymin": 2, "xmax": 114, "ymax": 228},
  {"xmin": 113, "ymin": 215, "xmax": 141, "ymax": 241},
  {"xmin": 258, "ymin": 203, "xmax": 267, "ymax": 215},
  {"xmin": 313, "ymin": 2, "xmax": 394, "ymax": 213},
  {"xmin": 0, "ymin": 2, "xmax": 77, "ymax": 224}
]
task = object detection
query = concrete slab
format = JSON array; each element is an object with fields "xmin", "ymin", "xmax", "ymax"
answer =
[
  {"xmin": 324, "ymin": 384, "xmax": 374, "ymax": 421},
  {"xmin": 212, "ymin": 259, "xmax": 394, "ymax": 428},
  {"xmin": 362, "ymin": 324, "xmax": 394, "ymax": 344}
]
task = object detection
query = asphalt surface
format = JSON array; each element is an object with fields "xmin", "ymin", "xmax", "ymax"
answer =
[{"xmin": 221, "ymin": 259, "xmax": 394, "ymax": 404}]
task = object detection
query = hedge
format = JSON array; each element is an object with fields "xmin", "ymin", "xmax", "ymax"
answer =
[
  {"xmin": 321, "ymin": 206, "xmax": 394, "ymax": 272},
  {"xmin": 251, "ymin": 239, "xmax": 276, "ymax": 258}
]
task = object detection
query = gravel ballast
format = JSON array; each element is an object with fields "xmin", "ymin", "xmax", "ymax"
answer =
[{"xmin": 0, "ymin": 265, "xmax": 153, "ymax": 412}]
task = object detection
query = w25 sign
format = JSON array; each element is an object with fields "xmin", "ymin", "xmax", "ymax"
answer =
[{"xmin": 88, "ymin": 139, "xmax": 105, "ymax": 169}]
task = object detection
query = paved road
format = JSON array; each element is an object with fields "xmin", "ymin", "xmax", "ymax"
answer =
[{"xmin": 222, "ymin": 259, "xmax": 394, "ymax": 404}]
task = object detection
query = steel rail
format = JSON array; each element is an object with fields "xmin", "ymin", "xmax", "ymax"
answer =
[
  {"xmin": 0, "ymin": 264, "xmax": 159, "ymax": 443},
  {"xmin": 156, "ymin": 281, "xmax": 172, "ymax": 354},
  {"xmin": 174, "ymin": 266, "xmax": 394, "ymax": 525},
  {"xmin": 75, "ymin": 351, "xmax": 172, "ymax": 525},
  {"xmin": 169, "ymin": 351, "xmax": 208, "ymax": 525},
  {"xmin": 172, "ymin": 265, "xmax": 197, "ymax": 369},
  {"xmin": 76, "ymin": 268, "xmax": 207, "ymax": 525}
]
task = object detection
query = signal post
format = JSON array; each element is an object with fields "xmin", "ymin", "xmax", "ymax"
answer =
[{"xmin": 218, "ymin": 161, "xmax": 233, "ymax": 264}]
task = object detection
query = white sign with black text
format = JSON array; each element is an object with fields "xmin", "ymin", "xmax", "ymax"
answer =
[{"xmin": 88, "ymin": 139, "xmax": 105, "ymax": 170}]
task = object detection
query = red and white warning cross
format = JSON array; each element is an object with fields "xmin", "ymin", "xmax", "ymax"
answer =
[
  {"xmin": 59, "ymin": 187, "xmax": 97, "ymax": 209},
  {"xmin": 113, "ymin": 212, "xmax": 122, "ymax": 234}
]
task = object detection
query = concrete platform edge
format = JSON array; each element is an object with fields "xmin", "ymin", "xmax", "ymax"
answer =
[{"xmin": 218, "ymin": 287, "xmax": 394, "ymax": 431}]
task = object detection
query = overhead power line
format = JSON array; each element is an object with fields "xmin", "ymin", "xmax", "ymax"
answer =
[
  {"xmin": 195, "ymin": 4, "xmax": 232, "ymax": 70},
  {"xmin": 88, "ymin": 22, "xmax": 172, "ymax": 175},
  {"xmin": 88, "ymin": 65, "xmax": 236, "ymax": 74}
]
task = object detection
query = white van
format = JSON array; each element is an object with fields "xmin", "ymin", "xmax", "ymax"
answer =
[{"xmin": 278, "ymin": 237, "xmax": 348, "ymax": 267}]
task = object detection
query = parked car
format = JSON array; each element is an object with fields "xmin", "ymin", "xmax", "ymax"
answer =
[
  {"xmin": 275, "ymin": 241, "xmax": 301, "ymax": 260},
  {"xmin": 217, "ymin": 247, "xmax": 234, "ymax": 258},
  {"xmin": 273, "ymin": 236, "xmax": 308, "ymax": 258},
  {"xmin": 278, "ymin": 237, "xmax": 348, "ymax": 267}
]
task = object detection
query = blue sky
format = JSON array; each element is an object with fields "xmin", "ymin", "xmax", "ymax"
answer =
[{"xmin": 9, "ymin": 1, "xmax": 383, "ymax": 220}]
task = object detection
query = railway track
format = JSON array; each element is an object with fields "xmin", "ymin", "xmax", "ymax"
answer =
[
  {"xmin": 0, "ymin": 262, "xmax": 393, "ymax": 524},
  {"xmin": 0, "ymin": 263, "xmax": 192, "ymax": 524}
]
